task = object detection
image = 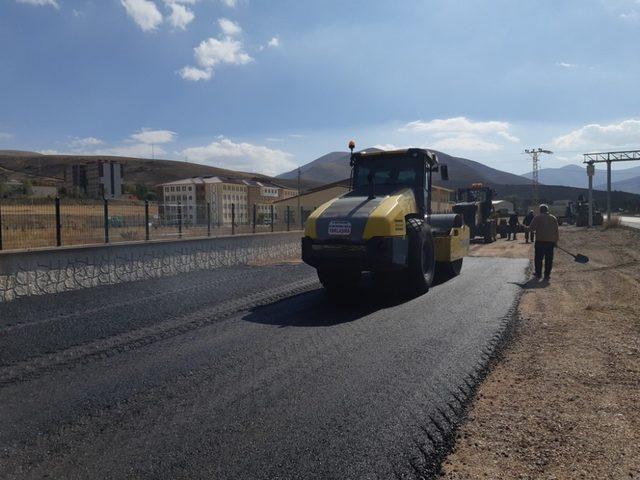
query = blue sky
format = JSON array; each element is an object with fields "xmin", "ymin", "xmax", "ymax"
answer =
[{"xmin": 1, "ymin": 0, "xmax": 639, "ymax": 176}]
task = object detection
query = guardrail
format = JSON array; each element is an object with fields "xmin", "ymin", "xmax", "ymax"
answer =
[
  {"xmin": 0, "ymin": 230, "xmax": 303, "ymax": 303},
  {"xmin": 0, "ymin": 198, "xmax": 315, "ymax": 252}
]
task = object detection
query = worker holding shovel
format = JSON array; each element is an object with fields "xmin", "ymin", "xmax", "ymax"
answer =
[{"xmin": 528, "ymin": 204, "xmax": 559, "ymax": 281}]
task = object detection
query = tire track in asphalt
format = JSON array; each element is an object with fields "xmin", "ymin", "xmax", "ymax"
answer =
[{"xmin": 0, "ymin": 277, "xmax": 320, "ymax": 386}]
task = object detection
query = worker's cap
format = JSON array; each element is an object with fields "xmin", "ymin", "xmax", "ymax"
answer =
[{"xmin": 539, "ymin": 204, "xmax": 549, "ymax": 213}]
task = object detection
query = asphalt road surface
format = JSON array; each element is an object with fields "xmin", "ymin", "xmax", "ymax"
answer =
[
  {"xmin": 619, "ymin": 215, "xmax": 640, "ymax": 229},
  {"xmin": 0, "ymin": 257, "xmax": 528, "ymax": 479}
]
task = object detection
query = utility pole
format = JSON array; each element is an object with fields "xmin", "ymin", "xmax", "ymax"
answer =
[
  {"xmin": 586, "ymin": 161, "xmax": 595, "ymax": 227},
  {"xmin": 297, "ymin": 167, "xmax": 301, "ymax": 226},
  {"xmin": 151, "ymin": 143, "xmax": 155, "ymax": 160},
  {"xmin": 524, "ymin": 148, "xmax": 553, "ymax": 207}
]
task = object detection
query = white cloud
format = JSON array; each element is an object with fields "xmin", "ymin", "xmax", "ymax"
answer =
[
  {"xmin": 218, "ymin": 18, "xmax": 242, "ymax": 36},
  {"xmin": 179, "ymin": 137, "xmax": 296, "ymax": 176},
  {"xmin": 430, "ymin": 136, "xmax": 503, "ymax": 152},
  {"xmin": 553, "ymin": 119, "xmax": 640, "ymax": 150},
  {"xmin": 130, "ymin": 129, "xmax": 177, "ymax": 144},
  {"xmin": 97, "ymin": 143, "xmax": 164, "ymax": 158},
  {"xmin": 179, "ymin": 66, "xmax": 212, "ymax": 81},
  {"xmin": 0, "ymin": 132, "xmax": 14, "ymax": 140},
  {"xmin": 403, "ymin": 117, "xmax": 515, "ymax": 137},
  {"xmin": 620, "ymin": 10, "xmax": 639, "ymax": 21},
  {"xmin": 268, "ymin": 36, "xmax": 280, "ymax": 47},
  {"xmin": 221, "ymin": 0, "xmax": 237, "ymax": 7},
  {"xmin": 16, "ymin": 0, "xmax": 59, "ymax": 8},
  {"xmin": 121, "ymin": 0, "xmax": 163, "ymax": 32},
  {"xmin": 180, "ymin": 35, "xmax": 252, "ymax": 81},
  {"xmin": 401, "ymin": 116, "xmax": 519, "ymax": 152},
  {"xmin": 195, "ymin": 37, "xmax": 252, "ymax": 67},
  {"xmin": 70, "ymin": 137, "xmax": 103, "ymax": 147},
  {"xmin": 556, "ymin": 61, "xmax": 578, "ymax": 68},
  {"xmin": 165, "ymin": 1, "xmax": 195, "ymax": 30}
]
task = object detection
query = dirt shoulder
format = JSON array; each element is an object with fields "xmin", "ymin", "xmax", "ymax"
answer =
[{"xmin": 442, "ymin": 227, "xmax": 640, "ymax": 479}]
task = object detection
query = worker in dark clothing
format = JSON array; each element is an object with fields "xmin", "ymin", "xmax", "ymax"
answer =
[
  {"xmin": 507, "ymin": 211, "xmax": 519, "ymax": 240},
  {"xmin": 523, "ymin": 210, "xmax": 535, "ymax": 243},
  {"xmin": 528, "ymin": 204, "xmax": 559, "ymax": 281}
]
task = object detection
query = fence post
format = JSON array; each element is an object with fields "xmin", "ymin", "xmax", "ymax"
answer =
[
  {"xmin": 252, "ymin": 204, "xmax": 256, "ymax": 234},
  {"xmin": 286, "ymin": 205, "xmax": 290, "ymax": 231},
  {"xmin": 270, "ymin": 204, "xmax": 274, "ymax": 233},
  {"xmin": 207, "ymin": 202, "xmax": 211, "ymax": 237},
  {"xmin": 231, "ymin": 203, "xmax": 235, "ymax": 235},
  {"xmin": 0, "ymin": 201, "xmax": 3, "ymax": 251},
  {"xmin": 177, "ymin": 201, "xmax": 182, "ymax": 238},
  {"xmin": 55, "ymin": 197, "xmax": 62, "ymax": 247},
  {"xmin": 103, "ymin": 198, "xmax": 109, "ymax": 244},
  {"xmin": 144, "ymin": 200, "xmax": 150, "ymax": 241},
  {"xmin": 300, "ymin": 206, "xmax": 304, "ymax": 229}
]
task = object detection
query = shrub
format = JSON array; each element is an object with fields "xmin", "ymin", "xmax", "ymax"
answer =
[{"xmin": 603, "ymin": 215, "xmax": 621, "ymax": 230}]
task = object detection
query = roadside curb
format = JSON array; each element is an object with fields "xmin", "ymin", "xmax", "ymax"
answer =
[{"xmin": 413, "ymin": 270, "xmax": 528, "ymax": 479}]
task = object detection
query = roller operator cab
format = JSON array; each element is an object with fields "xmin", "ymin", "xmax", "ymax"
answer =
[{"xmin": 302, "ymin": 144, "xmax": 470, "ymax": 295}]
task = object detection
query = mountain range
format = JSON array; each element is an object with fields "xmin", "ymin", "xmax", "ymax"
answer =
[
  {"xmin": 278, "ymin": 148, "xmax": 640, "ymax": 210},
  {"xmin": 521, "ymin": 164, "xmax": 640, "ymax": 194},
  {"xmin": 2, "ymin": 149, "xmax": 639, "ymax": 211},
  {"xmin": 277, "ymin": 148, "xmax": 531, "ymax": 189}
]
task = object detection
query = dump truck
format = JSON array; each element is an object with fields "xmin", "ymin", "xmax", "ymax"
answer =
[
  {"xmin": 302, "ymin": 144, "xmax": 470, "ymax": 295},
  {"xmin": 452, "ymin": 184, "xmax": 497, "ymax": 243},
  {"xmin": 548, "ymin": 200, "xmax": 575, "ymax": 225}
]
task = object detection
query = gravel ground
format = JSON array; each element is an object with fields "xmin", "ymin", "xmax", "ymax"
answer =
[{"xmin": 442, "ymin": 227, "xmax": 640, "ymax": 479}]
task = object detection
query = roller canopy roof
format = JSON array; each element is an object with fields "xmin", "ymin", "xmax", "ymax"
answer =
[{"xmin": 353, "ymin": 148, "xmax": 439, "ymax": 167}]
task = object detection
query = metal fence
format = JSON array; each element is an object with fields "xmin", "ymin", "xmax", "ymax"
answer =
[{"xmin": 0, "ymin": 199, "xmax": 313, "ymax": 252}]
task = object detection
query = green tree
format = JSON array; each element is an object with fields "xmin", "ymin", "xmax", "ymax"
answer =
[
  {"xmin": 135, "ymin": 184, "xmax": 157, "ymax": 201},
  {"xmin": 22, "ymin": 179, "xmax": 33, "ymax": 196}
]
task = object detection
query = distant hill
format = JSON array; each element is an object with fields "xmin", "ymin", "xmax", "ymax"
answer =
[
  {"xmin": 277, "ymin": 148, "xmax": 531, "ymax": 189},
  {"xmin": 597, "ymin": 175, "xmax": 640, "ymax": 195},
  {"xmin": 0, "ymin": 152, "xmax": 315, "ymax": 190},
  {"xmin": 522, "ymin": 164, "xmax": 640, "ymax": 192}
]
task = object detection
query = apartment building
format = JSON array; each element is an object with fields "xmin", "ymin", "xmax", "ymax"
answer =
[
  {"xmin": 158, "ymin": 178, "xmax": 205, "ymax": 225},
  {"xmin": 158, "ymin": 176, "xmax": 248, "ymax": 226},
  {"xmin": 63, "ymin": 160, "xmax": 124, "ymax": 199},
  {"xmin": 158, "ymin": 176, "xmax": 298, "ymax": 226}
]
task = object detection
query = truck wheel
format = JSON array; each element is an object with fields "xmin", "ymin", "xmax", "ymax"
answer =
[
  {"xmin": 317, "ymin": 268, "xmax": 361, "ymax": 291},
  {"xmin": 435, "ymin": 258, "xmax": 463, "ymax": 282},
  {"xmin": 406, "ymin": 218, "xmax": 435, "ymax": 295}
]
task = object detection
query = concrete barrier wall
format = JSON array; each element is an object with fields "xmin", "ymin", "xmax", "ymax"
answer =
[{"xmin": 0, "ymin": 232, "xmax": 302, "ymax": 303}]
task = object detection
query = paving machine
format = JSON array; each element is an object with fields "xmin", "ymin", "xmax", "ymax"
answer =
[
  {"xmin": 452, "ymin": 184, "xmax": 497, "ymax": 243},
  {"xmin": 302, "ymin": 143, "xmax": 470, "ymax": 295}
]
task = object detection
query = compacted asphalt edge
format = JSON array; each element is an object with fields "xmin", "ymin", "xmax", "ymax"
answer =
[{"xmin": 0, "ymin": 258, "xmax": 529, "ymax": 479}]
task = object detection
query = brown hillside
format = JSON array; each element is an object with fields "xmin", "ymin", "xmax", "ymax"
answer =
[{"xmin": 0, "ymin": 153, "xmax": 313, "ymax": 190}]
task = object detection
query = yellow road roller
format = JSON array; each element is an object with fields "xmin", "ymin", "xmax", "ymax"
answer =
[{"xmin": 301, "ymin": 143, "xmax": 470, "ymax": 294}]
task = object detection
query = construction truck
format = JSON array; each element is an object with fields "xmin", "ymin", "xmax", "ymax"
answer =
[
  {"xmin": 302, "ymin": 144, "xmax": 470, "ymax": 295},
  {"xmin": 548, "ymin": 200, "xmax": 575, "ymax": 225},
  {"xmin": 575, "ymin": 198, "xmax": 603, "ymax": 227},
  {"xmin": 452, "ymin": 184, "xmax": 497, "ymax": 243}
]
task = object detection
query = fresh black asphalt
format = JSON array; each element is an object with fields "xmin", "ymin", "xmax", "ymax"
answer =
[{"xmin": 0, "ymin": 257, "xmax": 528, "ymax": 479}]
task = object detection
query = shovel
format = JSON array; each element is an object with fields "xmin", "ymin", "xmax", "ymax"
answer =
[{"xmin": 556, "ymin": 245, "xmax": 589, "ymax": 264}]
